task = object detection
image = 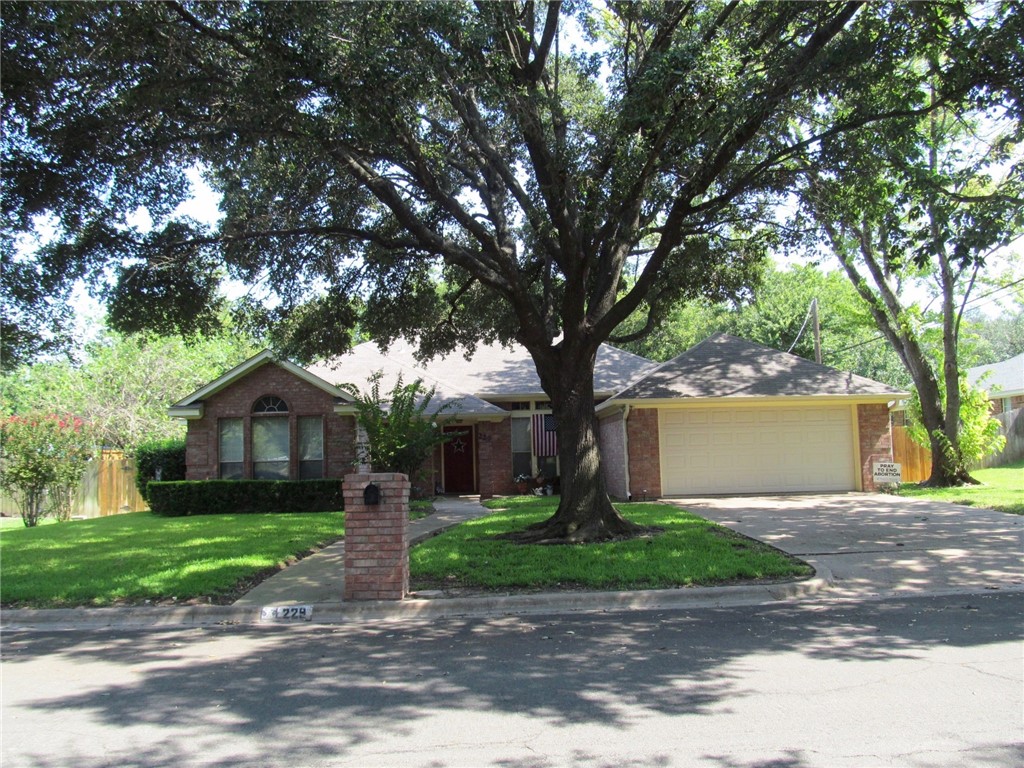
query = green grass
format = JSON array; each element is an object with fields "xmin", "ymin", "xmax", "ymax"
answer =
[
  {"xmin": 897, "ymin": 459, "xmax": 1024, "ymax": 515},
  {"xmin": 409, "ymin": 499, "xmax": 434, "ymax": 521},
  {"xmin": 409, "ymin": 497, "xmax": 811, "ymax": 592},
  {"xmin": 0, "ymin": 511, "xmax": 345, "ymax": 608}
]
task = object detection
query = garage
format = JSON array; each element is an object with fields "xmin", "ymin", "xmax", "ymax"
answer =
[
  {"xmin": 659, "ymin": 405, "xmax": 856, "ymax": 495},
  {"xmin": 597, "ymin": 333, "xmax": 907, "ymax": 498}
]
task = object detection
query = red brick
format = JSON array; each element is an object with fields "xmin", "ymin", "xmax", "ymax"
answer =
[{"xmin": 858, "ymin": 403, "xmax": 893, "ymax": 492}]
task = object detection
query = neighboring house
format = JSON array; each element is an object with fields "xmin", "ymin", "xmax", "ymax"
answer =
[
  {"xmin": 169, "ymin": 333, "xmax": 905, "ymax": 498},
  {"xmin": 967, "ymin": 352, "xmax": 1024, "ymax": 414}
]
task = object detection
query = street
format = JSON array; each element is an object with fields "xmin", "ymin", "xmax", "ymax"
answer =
[{"xmin": 2, "ymin": 592, "xmax": 1022, "ymax": 768}]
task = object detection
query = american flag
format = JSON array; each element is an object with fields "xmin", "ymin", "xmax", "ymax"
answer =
[{"xmin": 532, "ymin": 414, "xmax": 558, "ymax": 457}]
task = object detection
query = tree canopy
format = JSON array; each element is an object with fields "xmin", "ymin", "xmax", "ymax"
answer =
[{"xmin": 4, "ymin": 1, "xmax": 1019, "ymax": 536}]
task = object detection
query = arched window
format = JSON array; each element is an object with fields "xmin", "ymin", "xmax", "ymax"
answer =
[{"xmin": 253, "ymin": 395, "xmax": 288, "ymax": 414}]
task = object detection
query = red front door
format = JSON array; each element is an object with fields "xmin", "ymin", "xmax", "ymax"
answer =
[{"xmin": 443, "ymin": 425, "xmax": 475, "ymax": 493}]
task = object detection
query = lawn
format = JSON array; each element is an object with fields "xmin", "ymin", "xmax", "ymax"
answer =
[
  {"xmin": 897, "ymin": 459, "xmax": 1024, "ymax": 515},
  {"xmin": 0, "ymin": 511, "xmax": 345, "ymax": 608},
  {"xmin": 410, "ymin": 496, "xmax": 811, "ymax": 592}
]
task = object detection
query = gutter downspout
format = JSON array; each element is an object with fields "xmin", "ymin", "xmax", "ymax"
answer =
[{"xmin": 622, "ymin": 405, "xmax": 631, "ymax": 501}]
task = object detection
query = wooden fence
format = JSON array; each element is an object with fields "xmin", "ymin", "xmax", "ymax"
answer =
[
  {"xmin": 0, "ymin": 449, "xmax": 149, "ymax": 520},
  {"xmin": 891, "ymin": 425, "xmax": 932, "ymax": 483},
  {"xmin": 892, "ymin": 406, "xmax": 1023, "ymax": 482}
]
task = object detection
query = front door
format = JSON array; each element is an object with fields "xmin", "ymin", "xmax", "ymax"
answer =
[{"xmin": 442, "ymin": 425, "xmax": 475, "ymax": 493}]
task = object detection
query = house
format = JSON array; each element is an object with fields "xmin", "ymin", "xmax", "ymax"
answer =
[
  {"xmin": 967, "ymin": 352, "xmax": 1024, "ymax": 414},
  {"xmin": 169, "ymin": 333, "xmax": 905, "ymax": 498}
]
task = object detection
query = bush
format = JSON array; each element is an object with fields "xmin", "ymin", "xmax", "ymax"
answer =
[
  {"xmin": 148, "ymin": 479, "xmax": 345, "ymax": 516},
  {"xmin": 0, "ymin": 413, "xmax": 95, "ymax": 526},
  {"xmin": 133, "ymin": 438, "xmax": 187, "ymax": 501}
]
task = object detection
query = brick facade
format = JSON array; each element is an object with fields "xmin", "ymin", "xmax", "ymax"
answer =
[
  {"xmin": 183, "ymin": 362, "xmax": 357, "ymax": 481},
  {"xmin": 477, "ymin": 419, "xmax": 513, "ymax": 499},
  {"xmin": 857, "ymin": 402, "xmax": 893, "ymax": 492},
  {"xmin": 342, "ymin": 473, "xmax": 409, "ymax": 600},
  {"xmin": 626, "ymin": 407, "xmax": 662, "ymax": 499}
]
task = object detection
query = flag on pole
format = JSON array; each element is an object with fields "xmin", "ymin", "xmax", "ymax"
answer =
[{"xmin": 532, "ymin": 413, "xmax": 558, "ymax": 457}]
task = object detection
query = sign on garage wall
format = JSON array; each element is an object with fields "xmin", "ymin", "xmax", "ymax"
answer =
[{"xmin": 873, "ymin": 461, "xmax": 902, "ymax": 484}]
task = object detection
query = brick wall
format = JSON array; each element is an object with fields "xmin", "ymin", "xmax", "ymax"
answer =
[
  {"xmin": 184, "ymin": 362, "xmax": 357, "ymax": 480},
  {"xmin": 626, "ymin": 408, "xmax": 662, "ymax": 499},
  {"xmin": 477, "ymin": 419, "xmax": 513, "ymax": 499},
  {"xmin": 858, "ymin": 402, "xmax": 893, "ymax": 492},
  {"xmin": 599, "ymin": 410, "xmax": 628, "ymax": 500},
  {"xmin": 342, "ymin": 473, "xmax": 409, "ymax": 601}
]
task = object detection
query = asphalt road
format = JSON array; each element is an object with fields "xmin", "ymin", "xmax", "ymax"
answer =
[{"xmin": 3, "ymin": 592, "xmax": 1022, "ymax": 768}]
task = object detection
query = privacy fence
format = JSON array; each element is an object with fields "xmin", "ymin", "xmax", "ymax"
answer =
[
  {"xmin": 892, "ymin": 406, "xmax": 1024, "ymax": 482},
  {"xmin": 0, "ymin": 449, "xmax": 148, "ymax": 520}
]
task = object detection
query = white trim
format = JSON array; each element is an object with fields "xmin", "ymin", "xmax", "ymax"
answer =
[
  {"xmin": 597, "ymin": 393, "xmax": 906, "ymax": 414},
  {"xmin": 167, "ymin": 405, "xmax": 204, "ymax": 420}
]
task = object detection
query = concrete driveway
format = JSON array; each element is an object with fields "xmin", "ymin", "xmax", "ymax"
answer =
[{"xmin": 666, "ymin": 493, "xmax": 1024, "ymax": 600}]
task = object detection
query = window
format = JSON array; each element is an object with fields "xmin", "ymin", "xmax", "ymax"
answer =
[
  {"xmin": 298, "ymin": 416, "xmax": 324, "ymax": 479},
  {"xmin": 219, "ymin": 418, "xmax": 244, "ymax": 479},
  {"xmin": 252, "ymin": 397, "xmax": 288, "ymax": 415},
  {"xmin": 252, "ymin": 417, "xmax": 289, "ymax": 479},
  {"xmin": 511, "ymin": 417, "xmax": 532, "ymax": 478}
]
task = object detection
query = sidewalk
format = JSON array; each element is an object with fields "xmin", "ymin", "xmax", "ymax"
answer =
[{"xmin": 232, "ymin": 495, "xmax": 492, "ymax": 607}]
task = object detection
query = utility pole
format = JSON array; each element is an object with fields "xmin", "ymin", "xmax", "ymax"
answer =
[{"xmin": 811, "ymin": 298, "xmax": 822, "ymax": 364}]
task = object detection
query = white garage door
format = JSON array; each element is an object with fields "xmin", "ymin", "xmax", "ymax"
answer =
[{"xmin": 659, "ymin": 406, "xmax": 856, "ymax": 495}]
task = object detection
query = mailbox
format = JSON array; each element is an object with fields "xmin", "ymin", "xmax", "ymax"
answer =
[{"xmin": 363, "ymin": 482, "xmax": 381, "ymax": 506}]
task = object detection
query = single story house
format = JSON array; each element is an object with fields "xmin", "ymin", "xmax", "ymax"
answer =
[
  {"xmin": 967, "ymin": 352, "xmax": 1024, "ymax": 415},
  {"xmin": 169, "ymin": 333, "xmax": 905, "ymax": 498}
]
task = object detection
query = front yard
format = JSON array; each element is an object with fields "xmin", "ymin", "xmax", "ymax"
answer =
[
  {"xmin": 0, "ymin": 511, "xmax": 345, "ymax": 607},
  {"xmin": 410, "ymin": 496, "xmax": 811, "ymax": 593},
  {"xmin": 896, "ymin": 460, "xmax": 1024, "ymax": 515},
  {"xmin": 0, "ymin": 496, "xmax": 811, "ymax": 609}
]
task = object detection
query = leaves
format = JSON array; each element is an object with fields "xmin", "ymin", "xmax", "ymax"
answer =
[{"xmin": 340, "ymin": 372, "xmax": 460, "ymax": 479}]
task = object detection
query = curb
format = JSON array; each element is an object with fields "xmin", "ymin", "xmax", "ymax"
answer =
[{"xmin": 0, "ymin": 563, "xmax": 834, "ymax": 632}]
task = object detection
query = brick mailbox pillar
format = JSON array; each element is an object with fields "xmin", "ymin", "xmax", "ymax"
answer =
[{"xmin": 342, "ymin": 473, "xmax": 410, "ymax": 601}]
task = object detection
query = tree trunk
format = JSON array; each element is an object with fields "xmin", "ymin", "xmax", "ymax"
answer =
[{"xmin": 501, "ymin": 342, "xmax": 649, "ymax": 544}]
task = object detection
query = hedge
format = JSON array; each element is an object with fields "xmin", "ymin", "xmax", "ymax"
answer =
[
  {"xmin": 133, "ymin": 439, "xmax": 187, "ymax": 502},
  {"xmin": 148, "ymin": 479, "xmax": 345, "ymax": 517}
]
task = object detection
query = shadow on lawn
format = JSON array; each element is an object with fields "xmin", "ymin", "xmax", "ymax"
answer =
[{"xmin": 3, "ymin": 593, "xmax": 1022, "ymax": 768}]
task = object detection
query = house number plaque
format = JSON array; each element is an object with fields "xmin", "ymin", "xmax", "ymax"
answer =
[{"xmin": 260, "ymin": 604, "xmax": 314, "ymax": 622}]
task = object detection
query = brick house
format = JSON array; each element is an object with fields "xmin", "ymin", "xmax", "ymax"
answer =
[
  {"xmin": 967, "ymin": 352, "xmax": 1024, "ymax": 415},
  {"xmin": 169, "ymin": 333, "xmax": 904, "ymax": 498}
]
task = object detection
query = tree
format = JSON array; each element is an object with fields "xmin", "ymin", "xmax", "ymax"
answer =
[
  {"xmin": 796, "ymin": 77, "xmax": 1022, "ymax": 484},
  {"xmin": 906, "ymin": 374, "xmax": 1005, "ymax": 471},
  {"xmin": 341, "ymin": 372, "xmax": 458, "ymax": 481},
  {"xmin": 2, "ymin": 326, "xmax": 258, "ymax": 452},
  {"xmin": 3, "ymin": 2, "xmax": 1014, "ymax": 539},
  {"xmin": 0, "ymin": 414, "xmax": 95, "ymax": 526}
]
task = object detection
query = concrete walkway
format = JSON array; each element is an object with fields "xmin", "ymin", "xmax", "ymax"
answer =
[
  {"xmin": 667, "ymin": 492, "xmax": 1024, "ymax": 600},
  {"xmin": 232, "ymin": 495, "xmax": 492, "ymax": 607}
]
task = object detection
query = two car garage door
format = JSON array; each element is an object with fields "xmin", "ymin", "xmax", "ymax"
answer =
[{"xmin": 659, "ymin": 405, "xmax": 856, "ymax": 495}]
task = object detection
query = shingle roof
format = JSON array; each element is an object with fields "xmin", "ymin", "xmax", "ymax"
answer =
[
  {"xmin": 309, "ymin": 337, "xmax": 655, "ymax": 404},
  {"xmin": 601, "ymin": 333, "xmax": 906, "ymax": 406},
  {"xmin": 967, "ymin": 352, "xmax": 1024, "ymax": 397},
  {"xmin": 305, "ymin": 342, "xmax": 505, "ymax": 418}
]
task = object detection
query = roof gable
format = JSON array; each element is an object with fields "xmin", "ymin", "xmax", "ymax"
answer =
[
  {"xmin": 169, "ymin": 350, "xmax": 356, "ymax": 412},
  {"xmin": 602, "ymin": 333, "xmax": 906, "ymax": 406}
]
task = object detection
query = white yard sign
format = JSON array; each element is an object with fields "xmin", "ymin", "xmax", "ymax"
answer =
[{"xmin": 873, "ymin": 462, "xmax": 902, "ymax": 484}]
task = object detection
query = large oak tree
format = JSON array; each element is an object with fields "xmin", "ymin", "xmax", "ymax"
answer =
[{"xmin": 3, "ymin": 1, "xmax": 1013, "ymax": 539}]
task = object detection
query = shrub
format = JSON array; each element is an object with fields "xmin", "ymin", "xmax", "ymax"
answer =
[
  {"xmin": 133, "ymin": 438, "xmax": 187, "ymax": 501},
  {"xmin": 0, "ymin": 413, "xmax": 95, "ymax": 526},
  {"xmin": 148, "ymin": 479, "xmax": 345, "ymax": 516}
]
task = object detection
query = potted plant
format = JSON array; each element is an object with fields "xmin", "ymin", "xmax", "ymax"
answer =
[{"xmin": 514, "ymin": 473, "xmax": 532, "ymax": 495}]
